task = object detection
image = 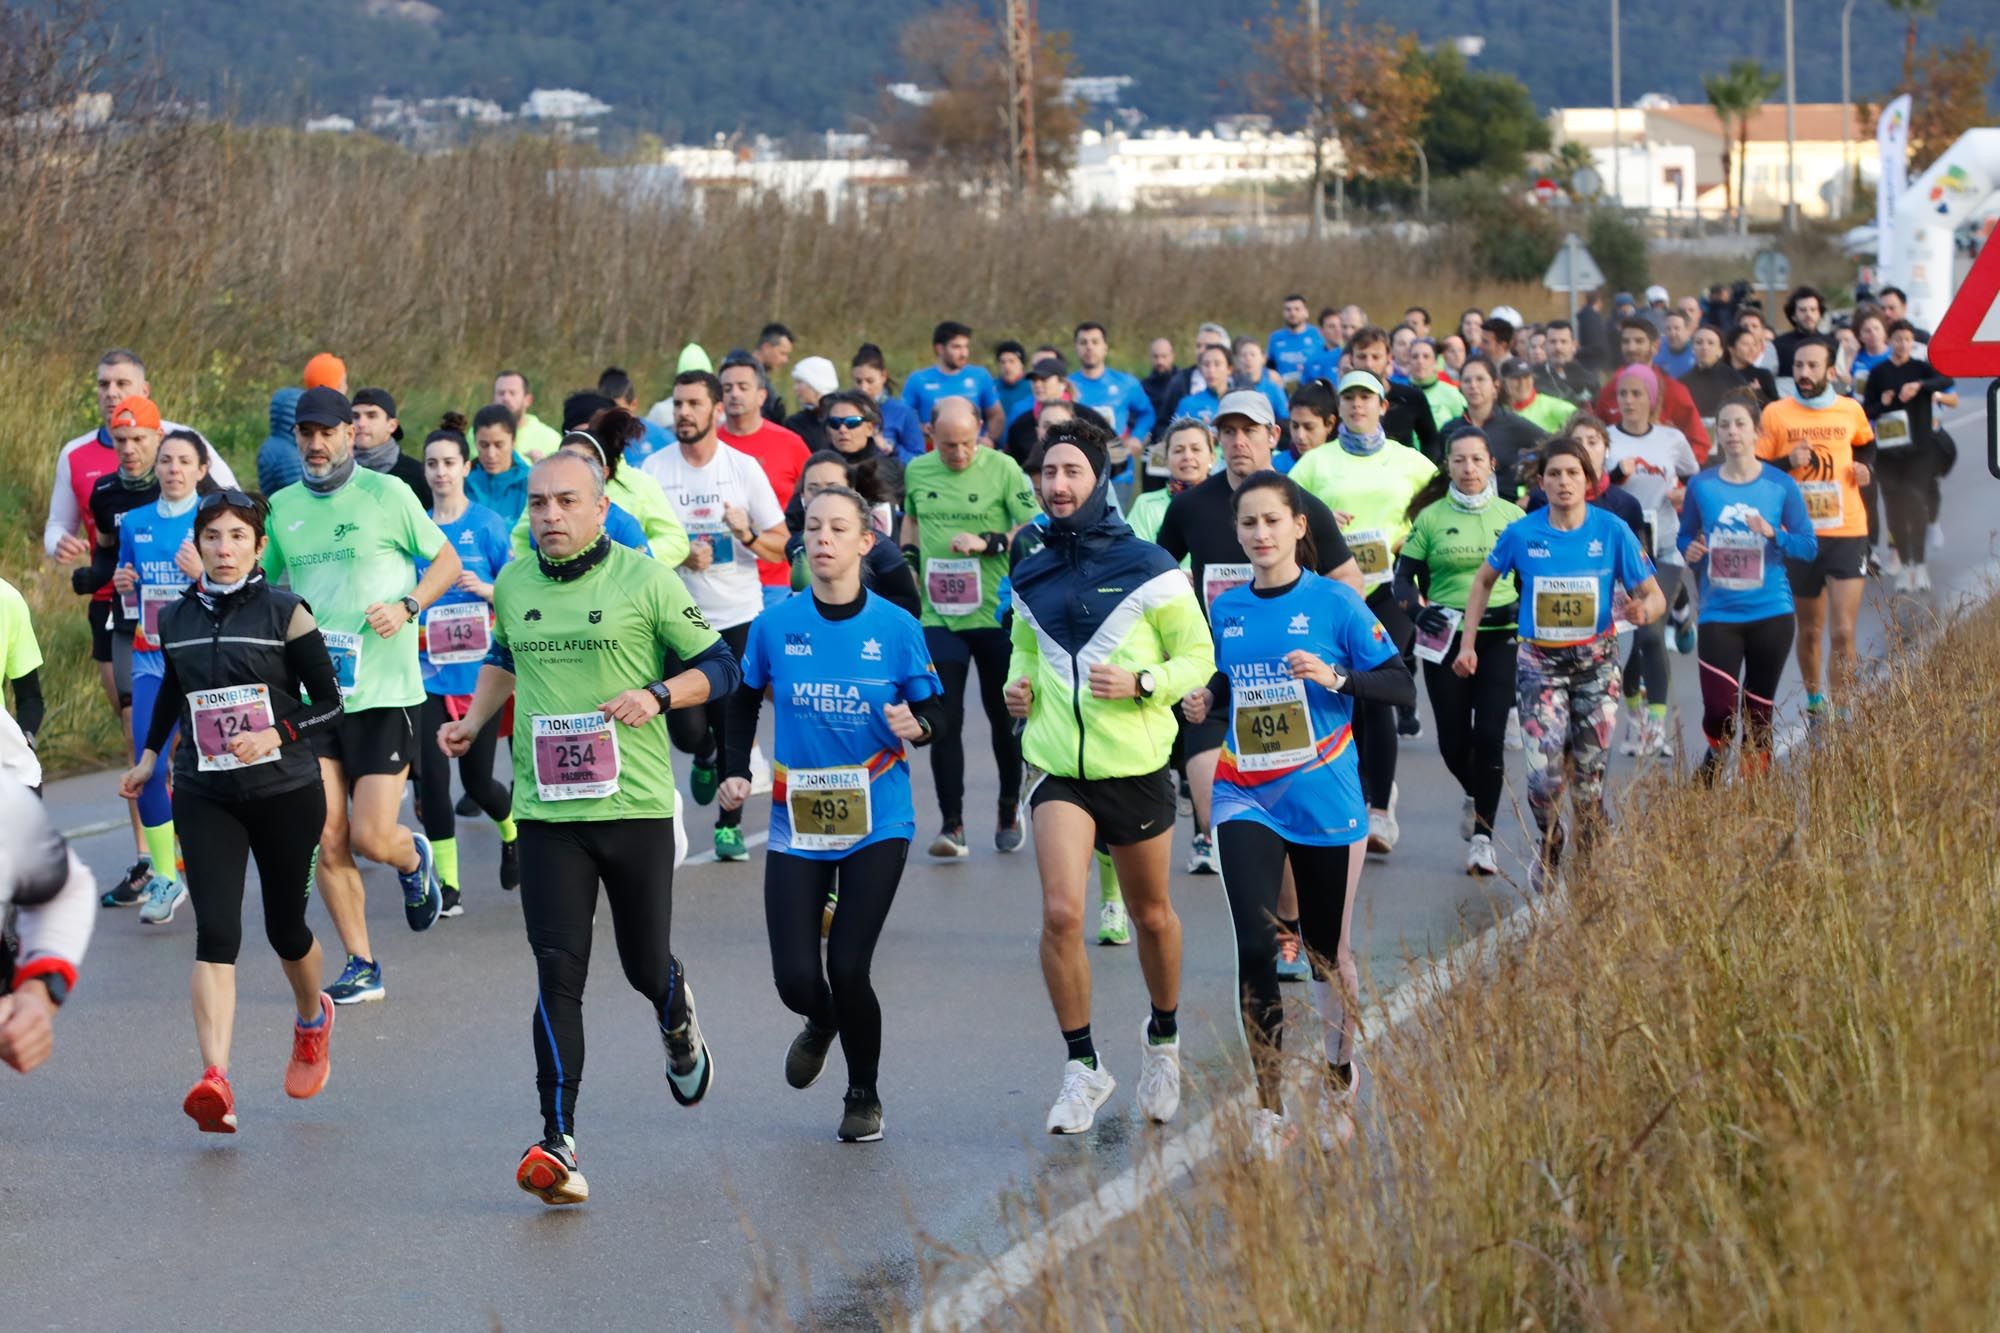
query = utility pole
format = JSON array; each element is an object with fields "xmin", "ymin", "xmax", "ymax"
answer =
[
  {"xmin": 1783, "ymin": 0, "xmax": 1799, "ymax": 232},
  {"xmin": 1840, "ymin": 0, "xmax": 1857, "ymax": 218},
  {"xmin": 1308, "ymin": 0, "xmax": 1327, "ymax": 240},
  {"xmin": 1610, "ymin": 0, "xmax": 1622, "ymax": 210},
  {"xmin": 1005, "ymin": 0, "xmax": 1037, "ymax": 200}
]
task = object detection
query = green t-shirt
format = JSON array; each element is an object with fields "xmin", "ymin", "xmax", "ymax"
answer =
[
  {"xmin": 0, "ymin": 577, "xmax": 44, "ymax": 683},
  {"xmin": 494, "ymin": 540, "xmax": 720, "ymax": 823},
  {"xmin": 1288, "ymin": 440, "xmax": 1438, "ymax": 590},
  {"xmin": 902, "ymin": 447, "xmax": 1040, "ymax": 630},
  {"xmin": 1401, "ymin": 494, "xmax": 1525, "ymax": 612},
  {"xmin": 262, "ymin": 469, "xmax": 448, "ymax": 711}
]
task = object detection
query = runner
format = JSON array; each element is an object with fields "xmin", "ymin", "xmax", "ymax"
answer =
[
  {"xmin": 1005, "ymin": 416, "xmax": 1216, "ymax": 1134},
  {"xmin": 0, "ymin": 777, "xmax": 95, "ymax": 1075},
  {"xmin": 1605, "ymin": 366, "xmax": 1699, "ymax": 759},
  {"xmin": 415, "ymin": 414, "xmax": 519, "ymax": 914},
  {"xmin": 1283, "ymin": 379, "xmax": 1338, "ymax": 470},
  {"xmin": 816, "ymin": 389, "xmax": 905, "ymax": 504},
  {"xmin": 1288, "ymin": 370, "xmax": 1437, "ymax": 854},
  {"xmin": 1171, "ymin": 343, "xmax": 1237, "ymax": 427},
  {"xmin": 119, "ymin": 489, "xmax": 343, "ymax": 1132},
  {"xmin": 1394, "ymin": 428, "xmax": 1527, "ymax": 874},
  {"xmin": 1125, "ymin": 417, "xmax": 1214, "ymax": 545},
  {"xmin": 0, "ymin": 577, "xmax": 45, "ymax": 792},
  {"xmin": 1341, "ymin": 326, "xmax": 1438, "ymax": 458},
  {"xmin": 493, "ymin": 370, "xmax": 562, "ymax": 462},
  {"xmin": 720, "ymin": 484, "xmax": 944, "ymax": 1142},
  {"xmin": 851, "ymin": 345, "xmax": 926, "ymax": 466},
  {"xmin": 1679, "ymin": 392, "xmax": 1816, "ymax": 782},
  {"xmin": 466, "ymin": 403, "xmax": 533, "ymax": 528},
  {"xmin": 902, "ymin": 321, "xmax": 1005, "ymax": 441},
  {"xmin": 900, "ymin": 397, "xmax": 1040, "ymax": 856},
  {"xmin": 718, "ymin": 355, "xmax": 812, "ymax": 610},
  {"xmin": 641, "ymin": 370, "xmax": 790, "ymax": 862},
  {"xmin": 1754, "ymin": 335, "xmax": 1874, "ymax": 726},
  {"xmin": 1439, "ymin": 359, "xmax": 1545, "ymax": 497},
  {"xmin": 1863, "ymin": 320, "xmax": 1954, "ymax": 591},
  {"xmin": 785, "ymin": 451, "xmax": 921, "ymax": 618},
  {"xmin": 1069, "ymin": 322, "xmax": 1155, "ymax": 480},
  {"xmin": 1180, "ymin": 470, "xmax": 1411, "ymax": 1155},
  {"xmin": 1407, "ymin": 340, "xmax": 1467, "ymax": 435},
  {"xmin": 436, "ymin": 450, "xmax": 738, "ymax": 1206},
  {"xmin": 262, "ymin": 386, "xmax": 459, "ymax": 1005},
  {"xmin": 1503, "ymin": 357, "xmax": 1578, "ymax": 434},
  {"xmin": 1457, "ymin": 435, "xmax": 1665, "ymax": 891},
  {"xmin": 349, "ymin": 388, "xmax": 432, "ymax": 508},
  {"xmin": 111, "ymin": 427, "xmax": 217, "ymax": 924},
  {"xmin": 1593, "ymin": 319, "xmax": 1712, "ymax": 460},
  {"xmin": 1266, "ymin": 293, "xmax": 1327, "ymax": 386}
]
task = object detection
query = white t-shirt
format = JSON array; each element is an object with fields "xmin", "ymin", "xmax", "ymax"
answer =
[
  {"xmin": 641, "ymin": 441, "xmax": 785, "ymax": 630},
  {"xmin": 1607, "ymin": 423, "xmax": 1699, "ymax": 565}
]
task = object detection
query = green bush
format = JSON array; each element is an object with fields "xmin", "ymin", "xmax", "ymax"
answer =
[
  {"xmin": 1586, "ymin": 208, "xmax": 1651, "ymax": 295},
  {"xmin": 1436, "ymin": 178, "xmax": 1561, "ymax": 284}
]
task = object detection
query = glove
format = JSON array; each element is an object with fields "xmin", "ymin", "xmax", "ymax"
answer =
[{"xmin": 1414, "ymin": 604, "xmax": 1455, "ymax": 637}]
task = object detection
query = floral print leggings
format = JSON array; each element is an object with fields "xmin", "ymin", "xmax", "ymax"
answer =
[{"xmin": 1515, "ymin": 635, "xmax": 1621, "ymax": 859}]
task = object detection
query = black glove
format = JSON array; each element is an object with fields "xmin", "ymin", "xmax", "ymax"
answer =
[{"xmin": 1414, "ymin": 604, "xmax": 1455, "ymax": 637}]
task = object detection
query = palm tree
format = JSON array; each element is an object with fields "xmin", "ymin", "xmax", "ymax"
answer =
[
  {"xmin": 1881, "ymin": 0, "xmax": 1939, "ymax": 85},
  {"xmin": 1704, "ymin": 59, "xmax": 1783, "ymax": 232}
]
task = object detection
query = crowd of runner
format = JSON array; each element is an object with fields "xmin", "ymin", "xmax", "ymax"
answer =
[{"xmin": 0, "ymin": 276, "xmax": 1963, "ymax": 1182}]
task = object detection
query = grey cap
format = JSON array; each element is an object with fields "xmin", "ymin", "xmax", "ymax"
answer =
[{"xmin": 1213, "ymin": 389, "xmax": 1276, "ymax": 427}]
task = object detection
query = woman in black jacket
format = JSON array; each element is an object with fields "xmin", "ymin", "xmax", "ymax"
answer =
[{"xmin": 119, "ymin": 489, "xmax": 346, "ymax": 1136}]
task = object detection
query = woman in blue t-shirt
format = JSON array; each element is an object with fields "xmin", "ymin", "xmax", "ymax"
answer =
[
  {"xmin": 1179, "ymin": 470, "xmax": 1413, "ymax": 1157},
  {"xmin": 720, "ymin": 484, "xmax": 945, "ymax": 1146},
  {"xmin": 1459, "ymin": 435, "xmax": 1665, "ymax": 892}
]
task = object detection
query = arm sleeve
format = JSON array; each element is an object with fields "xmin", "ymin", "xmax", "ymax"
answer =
[
  {"xmin": 679, "ymin": 634, "xmax": 740, "ymax": 704},
  {"xmin": 1391, "ymin": 554, "xmax": 1428, "ymax": 616},
  {"xmin": 906, "ymin": 690, "xmax": 948, "ymax": 747},
  {"xmin": 43, "ymin": 450, "xmax": 79, "ymax": 559},
  {"xmin": 721, "ymin": 686, "xmax": 763, "ymax": 780},
  {"xmin": 1340, "ymin": 661, "xmax": 1416, "ymax": 706},
  {"xmin": 1775, "ymin": 478, "xmax": 1819, "ymax": 562},
  {"xmin": 867, "ymin": 543, "xmax": 923, "ymax": 620},
  {"xmin": 11, "ymin": 849, "xmax": 96, "ymax": 998},
  {"xmin": 144, "ymin": 651, "xmax": 187, "ymax": 754},
  {"xmin": 73, "ymin": 532, "xmax": 118, "ymax": 597},
  {"xmin": 1206, "ymin": 669, "xmax": 1232, "ymax": 712},
  {"xmin": 279, "ymin": 629, "xmax": 346, "ymax": 740},
  {"xmin": 1141, "ymin": 586, "xmax": 1217, "ymax": 702},
  {"xmin": 1411, "ymin": 392, "xmax": 1439, "ymax": 458},
  {"xmin": 11, "ymin": 668, "xmax": 44, "ymax": 738}
]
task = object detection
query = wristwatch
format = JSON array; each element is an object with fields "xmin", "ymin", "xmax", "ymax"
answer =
[
  {"xmin": 400, "ymin": 595, "xmax": 421, "ymax": 620},
  {"xmin": 646, "ymin": 680, "xmax": 673, "ymax": 712},
  {"xmin": 1136, "ymin": 669, "xmax": 1157, "ymax": 699}
]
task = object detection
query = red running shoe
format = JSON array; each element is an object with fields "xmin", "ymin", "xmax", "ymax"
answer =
[
  {"xmin": 184, "ymin": 1066, "xmax": 237, "ymax": 1134},
  {"xmin": 284, "ymin": 993, "xmax": 334, "ymax": 1100},
  {"xmin": 516, "ymin": 1138, "xmax": 589, "ymax": 1206}
]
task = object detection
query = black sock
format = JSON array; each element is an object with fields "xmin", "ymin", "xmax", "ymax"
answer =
[
  {"xmin": 1147, "ymin": 1007, "xmax": 1178, "ymax": 1042},
  {"xmin": 1330, "ymin": 1061, "xmax": 1354, "ymax": 1091},
  {"xmin": 1062, "ymin": 1024, "xmax": 1096, "ymax": 1068}
]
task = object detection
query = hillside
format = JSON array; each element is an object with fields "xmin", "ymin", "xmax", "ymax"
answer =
[{"xmin": 82, "ymin": 0, "xmax": 1993, "ymax": 140}]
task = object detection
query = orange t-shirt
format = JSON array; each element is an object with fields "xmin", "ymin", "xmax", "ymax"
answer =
[{"xmin": 1755, "ymin": 397, "xmax": 1874, "ymax": 538}]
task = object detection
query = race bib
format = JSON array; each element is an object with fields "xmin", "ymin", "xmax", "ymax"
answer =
[
  {"xmin": 785, "ymin": 764, "xmax": 873, "ymax": 851},
  {"xmin": 137, "ymin": 583, "xmax": 180, "ymax": 652},
  {"xmin": 694, "ymin": 524, "xmax": 736, "ymax": 566},
  {"xmin": 425, "ymin": 601, "xmax": 491, "ymax": 665},
  {"xmin": 925, "ymin": 556, "xmax": 983, "ymax": 618},
  {"xmin": 1531, "ymin": 575, "xmax": 1599, "ymax": 643},
  {"xmin": 1707, "ymin": 528, "xmax": 1765, "ymax": 591},
  {"xmin": 1145, "ymin": 440, "xmax": 1171, "ymax": 478},
  {"xmin": 1231, "ymin": 678, "xmax": 1316, "ymax": 772},
  {"xmin": 1412, "ymin": 607, "xmax": 1464, "ymax": 664},
  {"xmin": 532, "ymin": 711, "xmax": 620, "ymax": 801},
  {"xmin": 119, "ymin": 585, "xmax": 139, "ymax": 623},
  {"xmin": 1873, "ymin": 409, "xmax": 1912, "ymax": 451},
  {"xmin": 1611, "ymin": 585, "xmax": 1635, "ymax": 637},
  {"xmin": 1800, "ymin": 481, "xmax": 1844, "ymax": 531},
  {"xmin": 189, "ymin": 684, "xmax": 280, "ymax": 772},
  {"xmin": 1203, "ymin": 562, "xmax": 1253, "ymax": 612},
  {"xmin": 1345, "ymin": 527, "xmax": 1394, "ymax": 588},
  {"xmin": 321, "ymin": 631, "xmax": 362, "ymax": 696}
]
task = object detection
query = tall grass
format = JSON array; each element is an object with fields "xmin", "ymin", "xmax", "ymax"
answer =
[{"xmin": 966, "ymin": 597, "xmax": 2000, "ymax": 1328}]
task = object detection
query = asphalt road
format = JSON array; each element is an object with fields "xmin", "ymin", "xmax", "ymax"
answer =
[{"xmin": 8, "ymin": 392, "xmax": 1993, "ymax": 1331}]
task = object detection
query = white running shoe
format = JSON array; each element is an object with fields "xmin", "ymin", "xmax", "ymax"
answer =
[
  {"xmin": 1618, "ymin": 710, "xmax": 1646, "ymax": 756},
  {"xmin": 1639, "ymin": 717, "xmax": 1666, "ymax": 758},
  {"xmin": 1045, "ymin": 1059, "xmax": 1116, "ymax": 1135},
  {"xmin": 1880, "ymin": 544, "xmax": 1903, "ymax": 576},
  {"xmin": 1317, "ymin": 1076, "xmax": 1358, "ymax": 1151},
  {"xmin": 1136, "ymin": 1020, "xmax": 1182, "ymax": 1124},
  {"xmin": 1504, "ymin": 707, "xmax": 1523, "ymax": 752},
  {"xmin": 1366, "ymin": 808, "xmax": 1398, "ymax": 855},
  {"xmin": 1459, "ymin": 795, "xmax": 1476, "ymax": 841},
  {"xmin": 748, "ymin": 743, "xmax": 773, "ymax": 796},
  {"xmin": 1248, "ymin": 1107, "xmax": 1295, "ymax": 1162},
  {"xmin": 1912, "ymin": 563, "xmax": 1933, "ymax": 592},
  {"xmin": 1927, "ymin": 522, "xmax": 1945, "ymax": 553},
  {"xmin": 1466, "ymin": 834, "xmax": 1498, "ymax": 876},
  {"xmin": 1184, "ymin": 831, "xmax": 1218, "ymax": 875}
]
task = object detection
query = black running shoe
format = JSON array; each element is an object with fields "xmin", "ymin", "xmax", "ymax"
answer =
[
  {"xmin": 786, "ymin": 1019, "xmax": 837, "ymax": 1089},
  {"xmin": 662, "ymin": 981, "xmax": 713, "ymax": 1106},
  {"xmin": 438, "ymin": 885, "xmax": 464, "ymax": 918},
  {"xmin": 455, "ymin": 792, "xmax": 480, "ymax": 818},
  {"xmin": 499, "ymin": 838, "xmax": 520, "ymax": 892},
  {"xmin": 837, "ymin": 1088, "xmax": 884, "ymax": 1143},
  {"xmin": 100, "ymin": 856, "xmax": 153, "ymax": 908}
]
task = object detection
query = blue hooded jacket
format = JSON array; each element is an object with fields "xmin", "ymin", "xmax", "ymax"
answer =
[{"xmin": 256, "ymin": 388, "xmax": 304, "ymax": 497}]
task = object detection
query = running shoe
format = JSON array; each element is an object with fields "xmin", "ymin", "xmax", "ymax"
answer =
[
  {"xmin": 1504, "ymin": 707, "xmax": 1523, "ymax": 752},
  {"xmin": 499, "ymin": 839, "xmax": 520, "ymax": 892},
  {"xmin": 1673, "ymin": 619, "xmax": 1696, "ymax": 655},
  {"xmin": 927, "ymin": 824, "xmax": 969, "ymax": 859},
  {"xmin": 454, "ymin": 792, "xmax": 480, "ymax": 818},
  {"xmin": 1275, "ymin": 930, "xmax": 1309, "ymax": 982},
  {"xmin": 183, "ymin": 1066, "xmax": 237, "ymax": 1134},
  {"xmin": 1926, "ymin": 521, "xmax": 1945, "ymax": 553},
  {"xmin": 837, "ymin": 1088, "xmax": 884, "ymax": 1143},
  {"xmin": 821, "ymin": 889, "xmax": 837, "ymax": 938},
  {"xmin": 399, "ymin": 833, "xmax": 442, "ymax": 932},
  {"xmin": 101, "ymin": 855, "xmax": 153, "ymax": 908},
  {"xmin": 713, "ymin": 826, "xmax": 749, "ymax": 862},
  {"xmin": 1396, "ymin": 703, "xmax": 1423, "ymax": 738},
  {"xmin": 785, "ymin": 1018, "xmax": 837, "ymax": 1090},
  {"xmin": 1097, "ymin": 894, "xmax": 1132, "ymax": 946},
  {"xmin": 516, "ymin": 1136, "xmax": 588, "ymax": 1206},
  {"xmin": 1466, "ymin": 834, "xmax": 1498, "ymax": 877},
  {"xmin": 1878, "ymin": 544, "xmax": 1902, "ymax": 576},
  {"xmin": 138, "ymin": 876, "xmax": 188, "ymax": 926},
  {"xmin": 689, "ymin": 758, "xmax": 720, "ymax": 806},
  {"xmin": 438, "ymin": 885, "xmax": 464, "ymax": 918},
  {"xmin": 1045, "ymin": 1059, "xmax": 1115, "ymax": 1135},
  {"xmin": 1618, "ymin": 709, "xmax": 1646, "ymax": 756},
  {"xmin": 748, "ymin": 743, "xmax": 774, "ymax": 796},
  {"xmin": 663, "ymin": 981, "xmax": 713, "ymax": 1106},
  {"xmin": 1248, "ymin": 1107, "xmax": 1296, "ymax": 1162},
  {"xmin": 1136, "ymin": 1020, "xmax": 1182, "ymax": 1124},
  {"xmin": 1317, "ymin": 1068, "xmax": 1358, "ymax": 1150},
  {"xmin": 325, "ymin": 955, "xmax": 384, "ymax": 1006},
  {"xmin": 1459, "ymin": 795, "xmax": 1476, "ymax": 841},
  {"xmin": 1912, "ymin": 563, "xmax": 1933, "ymax": 592},
  {"xmin": 284, "ymin": 993, "xmax": 334, "ymax": 1100},
  {"xmin": 1184, "ymin": 831, "xmax": 1218, "ymax": 875},
  {"xmin": 995, "ymin": 803, "xmax": 1024, "ymax": 854},
  {"xmin": 1366, "ymin": 809, "xmax": 1398, "ymax": 855}
]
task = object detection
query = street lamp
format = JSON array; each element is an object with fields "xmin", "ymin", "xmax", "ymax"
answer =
[
  {"xmin": 1410, "ymin": 138, "xmax": 1429, "ymax": 219},
  {"xmin": 1783, "ymin": 0, "xmax": 1799, "ymax": 232}
]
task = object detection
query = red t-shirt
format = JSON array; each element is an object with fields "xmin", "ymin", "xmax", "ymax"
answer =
[
  {"xmin": 60, "ymin": 430, "xmax": 121, "ymax": 602},
  {"xmin": 719, "ymin": 419, "xmax": 811, "ymax": 586}
]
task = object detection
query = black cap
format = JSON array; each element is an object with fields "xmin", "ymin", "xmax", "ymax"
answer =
[
  {"xmin": 1499, "ymin": 357, "xmax": 1535, "ymax": 380},
  {"xmin": 350, "ymin": 386, "xmax": 402, "ymax": 439},
  {"xmin": 294, "ymin": 386, "xmax": 354, "ymax": 428},
  {"xmin": 1029, "ymin": 356, "xmax": 1067, "ymax": 379}
]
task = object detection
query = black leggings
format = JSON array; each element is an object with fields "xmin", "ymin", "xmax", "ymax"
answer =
[
  {"xmin": 1351, "ymin": 586, "xmax": 1414, "ymax": 808},
  {"xmin": 1622, "ymin": 563, "xmax": 1684, "ymax": 702},
  {"xmin": 1876, "ymin": 448, "xmax": 1939, "ymax": 565},
  {"xmin": 416, "ymin": 692, "xmax": 510, "ymax": 843},
  {"xmin": 666, "ymin": 621, "xmax": 752, "ymax": 829},
  {"xmin": 1422, "ymin": 628, "xmax": 1517, "ymax": 836},
  {"xmin": 177, "ymin": 783, "xmax": 325, "ymax": 967},
  {"xmin": 922, "ymin": 626, "xmax": 1020, "ymax": 825},
  {"xmin": 518, "ymin": 817, "xmax": 687, "ymax": 1142},
  {"xmin": 765, "ymin": 839, "xmax": 909, "ymax": 1093},
  {"xmin": 1218, "ymin": 820, "xmax": 1353, "ymax": 1098},
  {"xmin": 1696, "ymin": 615, "xmax": 1794, "ymax": 757}
]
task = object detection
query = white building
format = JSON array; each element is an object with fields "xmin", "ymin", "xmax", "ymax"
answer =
[
  {"xmin": 1060, "ymin": 127, "xmax": 1336, "ymax": 213},
  {"xmin": 520, "ymin": 89, "xmax": 611, "ymax": 121}
]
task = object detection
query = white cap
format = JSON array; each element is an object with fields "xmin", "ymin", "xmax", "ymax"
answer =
[
  {"xmin": 1645, "ymin": 284, "xmax": 1670, "ymax": 304},
  {"xmin": 1213, "ymin": 390, "xmax": 1276, "ymax": 426},
  {"xmin": 1488, "ymin": 304, "xmax": 1524, "ymax": 327},
  {"xmin": 792, "ymin": 355, "xmax": 838, "ymax": 398}
]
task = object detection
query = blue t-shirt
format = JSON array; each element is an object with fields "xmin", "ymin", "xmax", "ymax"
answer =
[
  {"xmin": 1486, "ymin": 505, "xmax": 1654, "ymax": 645},
  {"xmin": 117, "ymin": 498, "xmax": 200, "ymax": 676},
  {"xmin": 1653, "ymin": 344, "xmax": 1697, "ymax": 379},
  {"xmin": 1210, "ymin": 572, "xmax": 1398, "ymax": 845},
  {"xmin": 997, "ymin": 376, "xmax": 1035, "ymax": 425},
  {"xmin": 1300, "ymin": 346, "xmax": 1345, "ymax": 387},
  {"xmin": 1068, "ymin": 368, "xmax": 1155, "ymax": 440},
  {"xmin": 1173, "ymin": 388, "xmax": 1221, "ymax": 425},
  {"xmin": 624, "ymin": 417, "xmax": 673, "ymax": 471},
  {"xmin": 1677, "ymin": 464, "xmax": 1817, "ymax": 624},
  {"xmin": 1244, "ymin": 374, "xmax": 1290, "ymax": 423},
  {"xmin": 903, "ymin": 365, "xmax": 1000, "ymax": 426},
  {"xmin": 417, "ymin": 502, "xmax": 514, "ymax": 696},
  {"xmin": 740, "ymin": 592, "xmax": 942, "ymax": 860},
  {"xmin": 1266, "ymin": 327, "xmax": 1327, "ymax": 382},
  {"xmin": 466, "ymin": 456, "xmax": 531, "ymax": 528},
  {"xmin": 878, "ymin": 395, "xmax": 926, "ymax": 464}
]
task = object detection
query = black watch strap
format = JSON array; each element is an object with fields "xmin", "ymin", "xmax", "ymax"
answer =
[
  {"xmin": 646, "ymin": 680, "xmax": 673, "ymax": 711},
  {"xmin": 401, "ymin": 595, "xmax": 421, "ymax": 619}
]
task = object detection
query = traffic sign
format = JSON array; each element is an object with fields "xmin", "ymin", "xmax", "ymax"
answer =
[
  {"xmin": 1753, "ymin": 249, "xmax": 1790, "ymax": 290},
  {"xmin": 1572, "ymin": 165, "xmax": 1602, "ymax": 198},
  {"xmin": 1543, "ymin": 234, "xmax": 1604, "ymax": 292},
  {"xmin": 1533, "ymin": 177, "xmax": 1559, "ymax": 203},
  {"xmin": 1929, "ymin": 236, "xmax": 2000, "ymax": 377}
]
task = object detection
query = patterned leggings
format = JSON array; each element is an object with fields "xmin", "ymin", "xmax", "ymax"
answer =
[{"xmin": 1515, "ymin": 636, "xmax": 1622, "ymax": 858}]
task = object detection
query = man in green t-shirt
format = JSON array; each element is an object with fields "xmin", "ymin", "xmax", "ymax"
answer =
[
  {"xmin": 438, "ymin": 450, "xmax": 739, "ymax": 1207},
  {"xmin": 262, "ymin": 387, "xmax": 462, "ymax": 1005},
  {"xmin": 899, "ymin": 397, "xmax": 1041, "ymax": 858}
]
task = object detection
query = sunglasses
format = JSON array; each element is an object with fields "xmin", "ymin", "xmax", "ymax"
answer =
[
  {"xmin": 825, "ymin": 416, "xmax": 869, "ymax": 430},
  {"xmin": 197, "ymin": 488, "xmax": 259, "ymax": 513}
]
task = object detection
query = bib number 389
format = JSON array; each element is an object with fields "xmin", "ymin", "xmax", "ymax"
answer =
[{"xmin": 533, "ymin": 711, "xmax": 621, "ymax": 801}]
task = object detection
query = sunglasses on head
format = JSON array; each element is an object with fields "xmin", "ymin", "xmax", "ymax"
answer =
[
  {"xmin": 197, "ymin": 488, "xmax": 258, "ymax": 513},
  {"xmin": 826, "ymin": 416, "xmax": 869, "ymax": 430}
]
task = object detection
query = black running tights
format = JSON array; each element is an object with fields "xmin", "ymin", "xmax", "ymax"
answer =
[
  {"xmin": 1697, "ymin": 614, "xmax": 1794, "ymax": 755},
  {"xmin": 1422, "ymin": 629, "xmax": 1517, "ymax": 836},
  {"xmin": 1217, "ymin": 820, "xmax": 1353, "ymax": 1083},
  {"xmin": 416, "ymin": 692, "xmax": 510, "ymax": 842},
  {"xmin": 922, "ymin": 626, "xmax": 1021, "ymax": 826},
  {"xmin": 178, "ymin": 783, "xmax": 325, "ymax": 966},
  {"xmin": 666, "ymin": 621, "xmax": 752, "ymax": 830},
  {"xmin": 765, "ymin": 839, "xmax": 910, "ymax": 1093},
  {"xmin": 1351, "ymin": 586, "xmax": 1414, "ymax": 809}
]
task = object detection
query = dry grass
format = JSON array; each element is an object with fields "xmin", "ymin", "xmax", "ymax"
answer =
[{"xmin": 962, "ymin": 597, "xmax": 2000, "ymax": 1329}]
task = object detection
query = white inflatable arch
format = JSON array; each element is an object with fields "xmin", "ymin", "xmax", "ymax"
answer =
[{"xmin": 1883, "ymin": 128, "xmax": 2000, "ymax": 332}]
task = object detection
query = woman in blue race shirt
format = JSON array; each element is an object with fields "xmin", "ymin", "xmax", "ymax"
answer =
[
  {"xmin": 1179, "ymin": 470, "xmax": 1413, "ymax": 1158},
  {"xmin": 721, "ymin": 484, "xmax": 946, "ymax": 1146},
  {"xmin": 1458, "ymin": 435, "xmax": 1665, "ymax": 892}
]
